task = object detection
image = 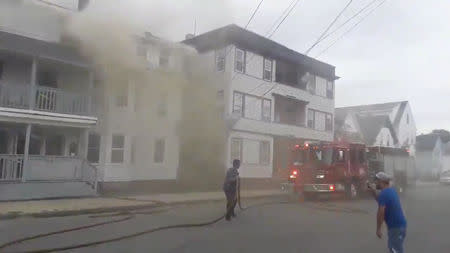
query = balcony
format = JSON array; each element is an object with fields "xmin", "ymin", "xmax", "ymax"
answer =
[{"xmin": 0, "ymin": 83, "xmax": 95, "ymax": 116}]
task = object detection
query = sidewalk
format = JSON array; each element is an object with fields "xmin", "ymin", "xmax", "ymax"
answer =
[{"xmin": 0, "ymin": 189, "xmax": 286, "ymax": 220}]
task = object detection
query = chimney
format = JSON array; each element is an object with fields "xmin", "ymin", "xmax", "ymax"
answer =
[{"xmin": 185, "ymin": 34, "xmax": 195, "ymax": 40}]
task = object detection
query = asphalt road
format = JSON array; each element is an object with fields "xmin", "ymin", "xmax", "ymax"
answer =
[{"xmin": 1, "ymin": 183, "xmax": 449, "ymax": 253}]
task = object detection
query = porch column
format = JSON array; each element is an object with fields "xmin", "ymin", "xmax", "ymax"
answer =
[
  {"xmin": 88, "ymin": 71, "xmax": 94, "ymax": 115},
  {"xmin": 80, "ymin": 128, "xmax": 89, "ymax": 160},
  {"xmin": 29, "ymin": 57, "xmax": 38, "ymax": 110},
  {"xmin": 22, "ymin": 124, "xmax": 32, "ymax": 182}
]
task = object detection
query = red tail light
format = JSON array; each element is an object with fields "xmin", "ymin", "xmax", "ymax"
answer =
[
  {"xmin": 329, "ymin": 185, "xmax": 335, "ymax": 191},
  {"xmin": 290, "ymin": 169, "xmax": 299, "ymax": 179}
]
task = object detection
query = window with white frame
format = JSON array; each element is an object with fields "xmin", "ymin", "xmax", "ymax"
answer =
[
  {"xmin": 215, "ymin": 48, "xmax": 226, "ymax": 71},
  {"xmin": 131, "ymin": 136, "xmax": 136, "ymax": 164},
  {"xmin": 230, "ymin": 138, "xmax": 242, "ymax": 162},
  {"xmin": 308, "ymin": 74, "xmax": 316, "ymax": 94},
  {"xmin": 235, "ymin": 48, "xmax": 245, "ymax": 73},
  {"xmin": 114, "ymin": 85, "xmax": 128, "ymax": 107},
  {"xmin": 233, "ymin": 92, "xmax": 244, "ymax": 116},
  {"xmin": 307, "ymin": 109, "xmax": 315, "ymax": 128},
  {"xmin": 88, "ymin": 133, "xmax": 101, "ymax": 163},
  {"xmin": 262, "ymin": 99, "xmax": 272, "ymax": 122},
  {"xmin": 111, "ymin": 135, "xmax": 125, "ymax": 163},
  {"xmin": 314, "ymin": 111, "xmax": 326, "ymax": 131},
  {"xmin": 263, "ymin": 58, "xmax": 272, "ymax": 81},
  {"xmin": 243, "ymin": 139, "xmax": 260, "ymax": 164},
  {"xmin": 154, "ymin": 138, "xmax": 165, "ymax": 163},
  {"xmin": 325, "ymin": 113, "xmax": 333, "ymax": 132},
  {"xmin": 157, "ymin": 93, "xmax": 168, "ymax": 117},
  {"xmin": 326, "ymin": 81, "xmax": 334, "ymax": 99},
  {"xmin": 315, "ymin": 76, "xmax": 328, "ymax": 97},
  {"xmin": 244, "ymin": 95, "xmax": 262, "ymax": 120},
  {"xmin": 260, "ymin": 141, "xmax": 270, "ymax": 165}
]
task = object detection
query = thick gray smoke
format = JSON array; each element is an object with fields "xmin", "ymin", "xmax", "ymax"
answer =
[{"xmin": 64, "ymin": 0, "xmax": 230, "ymax": 189}]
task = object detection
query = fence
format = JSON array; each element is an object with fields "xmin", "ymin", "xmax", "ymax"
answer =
[{"xmin": 0, "ymin": 155, "xmax": 24, "ymax": 181}]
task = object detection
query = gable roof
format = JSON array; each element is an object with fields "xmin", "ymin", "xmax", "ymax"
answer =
[
  {"xmin": 416, "ymin": 134, "xmax": 441, "ymax": 151},
  {"xmin": 356, "ymin": 115, "xmax": 398, "ymax": 146},
  {"xmin": 337, "ymin": 101, "xmax": 409, "ymax": 130},
  {"xmin": 182, "ymin": 24, "xmax": 337, "ymax": 80}
]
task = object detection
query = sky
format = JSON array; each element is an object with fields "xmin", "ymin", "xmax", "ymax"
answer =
[{"xmin": 58, "ymin": 0, "xmax": 450, "ymax": 134}]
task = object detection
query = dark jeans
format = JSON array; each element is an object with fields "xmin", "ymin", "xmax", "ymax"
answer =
[
  {"xmin": 224, "ymin": 190, "xmax": 237, "ymax": 219},
  {"xmin": 388, "ymin": 227, "xmax": 407, "ymax": 253}
]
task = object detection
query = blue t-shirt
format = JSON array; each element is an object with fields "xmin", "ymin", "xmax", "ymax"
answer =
[{"xmin": 378, "ymin": 187, "xmax": 407, "ymax": 229}]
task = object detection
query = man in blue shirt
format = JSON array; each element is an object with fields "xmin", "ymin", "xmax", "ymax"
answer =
[
  {"xmin": 369, "ymin": 172, "xmax": 407, "ymax": 253},
  {"xmin": 223, "ymin": 159, "xmax": 240, "ymax": 221}
]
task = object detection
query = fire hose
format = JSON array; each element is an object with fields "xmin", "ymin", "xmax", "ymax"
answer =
[{"xmin": 1, "ymin": 178, "xmax": 292, "ymax": 253}]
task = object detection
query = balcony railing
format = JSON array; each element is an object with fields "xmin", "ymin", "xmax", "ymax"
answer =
[
  {"xmin": 0, "ymin": 155, "xmax": 24, "ymax": 181},
  {"xmin": 0, "ymin": 83, "xmax": 95, "ymax": 116}
]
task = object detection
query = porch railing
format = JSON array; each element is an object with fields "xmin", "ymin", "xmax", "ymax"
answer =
[
  {"xmin": 82, "ymin": 160, "xmax": 98, "ymax": 192},
  {"xmin": 0, "ymin": 155, "xmax": 24, "ymax": 181},
  {"xmin": 0, "ymin": 83, "xmax": 95, "ymax": 116}
]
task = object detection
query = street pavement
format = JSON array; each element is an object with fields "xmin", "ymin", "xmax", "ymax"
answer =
[{"xmin": 1, "ymin": 183, "xmax": 449, "ymax": 253}]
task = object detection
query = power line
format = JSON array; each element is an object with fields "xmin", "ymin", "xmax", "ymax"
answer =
[
  {"xmin": 304, "ymin": 0, "xmax": 353, "ymax": 55},
  {"xmin": 309, "ymin": 0, "xmax": 381, "ymax": 52},
  {"xmin": 245, "ymin": 0, "xmax": 265, "ymax": 29},
  {"xmin": 268, "ymin": 0, "xmax": 301, "ymax": 38},
  {"xmin": 315, "ymin": 0, "xmax": 387, "ymax": 57},
  {"xmin": 265, "ymin": 0, "xmax": 297, "ymax": 36}
]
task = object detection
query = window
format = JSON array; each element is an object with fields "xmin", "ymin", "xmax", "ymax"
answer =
[
  {"xmin": 154, "ymin": 138, "xmax": 165, "ymax": 163},
  {"xmin": 233, "ymin": 92, "xmax": 244, "ymax": 116},
  {"xmin": 307, "ymin": 109, "xmax": 315, "ymax": 128},
  {"xmin": 157, "ymin": 93, "xmax": 168, "ymax": 117},
  {"xmin": 335, "ymin": 149, "xmax": 345, "ymax": 162},
  {"xmin": 159, "ymin": 50, "xmax": 169, "ymax": 68},
  {"xmin": 111, "ymin": 135, "xmax": 124, "ymax": 163},
  {"xmin": 88, "ymin": 133, "xmax": 101, "ymax": 163},
  {"xmin": 315, "ymin": 111, "xmax": 326, "ymax": 131},
  {"xmin": 260, "ymin": 141, "xmax": 270, "ymax": 165},
  {"xmin": 115, "ymin": 85, "xmax": 128, "ymax": 107},
  {"xmin": 243, "ymin": 139, "xmax": 260, "ymax": 164},
  {"xmin": 46, "ymin": 135, "xmax": 64, "ymax": 156},
  {"xmin": 38, "ymin": 71, "xmax": 58, "ymax": 88},
  {"xmin": 263, "ymin": 58, "xmax": 273, "ymax": 81},
  {"xmin": 387, "ymin": 139, "xmax": 390, "ymax": 147},
  {"xmin": 244, "ymin": 95, "xmax": 262, "ymax": 120},
  {"xmin": 315, "ymin": 76, "xmax": 327, "ymax": 97},
  {"xmin": 262, "ymin": 99, "xmax": 271, "ymax": 121},
  {"xmin": 308, "ymin": 74, "xmax": 316, "ymax": 94},
  {"xmin": 406, "ymin": 114, "xmax": 409, "ymax": 124},
  {"xmin": 325, "ymin": 113, "xmax": 333, "ymax": 132},
  {"xmin": 215, "ymin": 48, "xmax": 226, "ymax": 71},
  {"xmin": 326, "ymin": 81, "xmax": 334, "ymax": 99},
  {"xmin": 235, "ymin": 48, "xmax": 245, "ymax": 73},
  {"xmin": 230, "ymin": 138, "xmax": 242, "ymax": 162}
]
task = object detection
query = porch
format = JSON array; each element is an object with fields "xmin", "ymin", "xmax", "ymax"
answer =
[{"xmin": 0, "ymin": 123, "xmax": 97, "ymax": 200}]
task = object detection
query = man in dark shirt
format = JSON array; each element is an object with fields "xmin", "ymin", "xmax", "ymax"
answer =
[
  {"xmin": 223, "ymin": 159, "xmax": 240, "ymax": 221},
  {"xmin": 369, "ymin": 172, "xmax": 407, "ymax": 253}
]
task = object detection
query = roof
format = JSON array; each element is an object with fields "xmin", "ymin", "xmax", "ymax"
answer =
[
  {"xmin": 416, "ymin": 134, "xmax": 441, "ymax": 151},
  {"xmin": 0, "ymin": 31, "xmax": 88, "ymax": 68},
  {"xmin": 356, "ymin": 115, "xmax": 397, "ymax": 145},
  {"xmin": 182, "ymin": 24, "xmax": 337, "ymax": 80},
  {"xmin": 337, "ymin": 101, "xmax": 409, "ymax": 130}
]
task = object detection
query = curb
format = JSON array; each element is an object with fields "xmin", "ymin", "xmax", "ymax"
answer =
[{"xmin": 0, "ymin": 192, "xmax": 288, "ymax": 220}]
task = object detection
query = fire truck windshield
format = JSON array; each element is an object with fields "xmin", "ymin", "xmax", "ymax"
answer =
[{"xmin": 311, "ymin": 148, "xmax": 333, "ymax": 165}]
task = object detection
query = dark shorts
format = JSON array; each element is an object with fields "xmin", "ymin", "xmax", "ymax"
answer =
[{"xmin": 388, "ymin": 227, "xmax": 407, "ymax": 253}]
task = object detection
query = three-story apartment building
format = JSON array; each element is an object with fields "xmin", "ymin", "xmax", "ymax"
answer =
[{"xmin": 184, "ymin": 25, "xmax": 338, "ymax": 179}]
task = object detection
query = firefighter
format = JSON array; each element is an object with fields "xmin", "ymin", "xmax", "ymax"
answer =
[{"xmin": 223, "ymin": 159, "xmax": 240, "ymax": 221}]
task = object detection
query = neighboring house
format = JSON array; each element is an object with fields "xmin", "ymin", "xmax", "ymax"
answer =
[
  {"xmin": 335, "ymin": 101, "xmax": 416, "ymax": 156},
  {"xmin": 442, "ymin": 142, "xmax": 450, "ymax": 173},
  {"xmin": 416, "ymin": 134, "xmax": 443, "ymax": 180},
  {"xmin": 183, "ymin": 24, "xmax": 338, "ymax": 179},
  {"xmin": 0, "ymin": 0, "xmax": 98, "ymax": 200}
]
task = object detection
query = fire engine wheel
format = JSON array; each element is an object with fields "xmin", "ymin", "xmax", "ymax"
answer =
[{"xmin": 345, "ymin": 182, "xmax": 359, "ymax": 200}]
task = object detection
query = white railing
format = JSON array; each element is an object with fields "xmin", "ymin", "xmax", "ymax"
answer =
[
  {"xmin": 82, "ymin": 160, "xmax": 98, "ymax": 192},
  {"xmin": 0, "ymin": 83, "xmax": 94, "ymax": 116},
  {"xmin": 0, "ymin": 155, "xmax": 24, "ymax": 181},
  {"xmin": 0, "ymin": 83, "xmax": 30, "ymax": 109},
  {"xmin": 34, "ymin": 86, "xmax": 91, "ymax": 116}
]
